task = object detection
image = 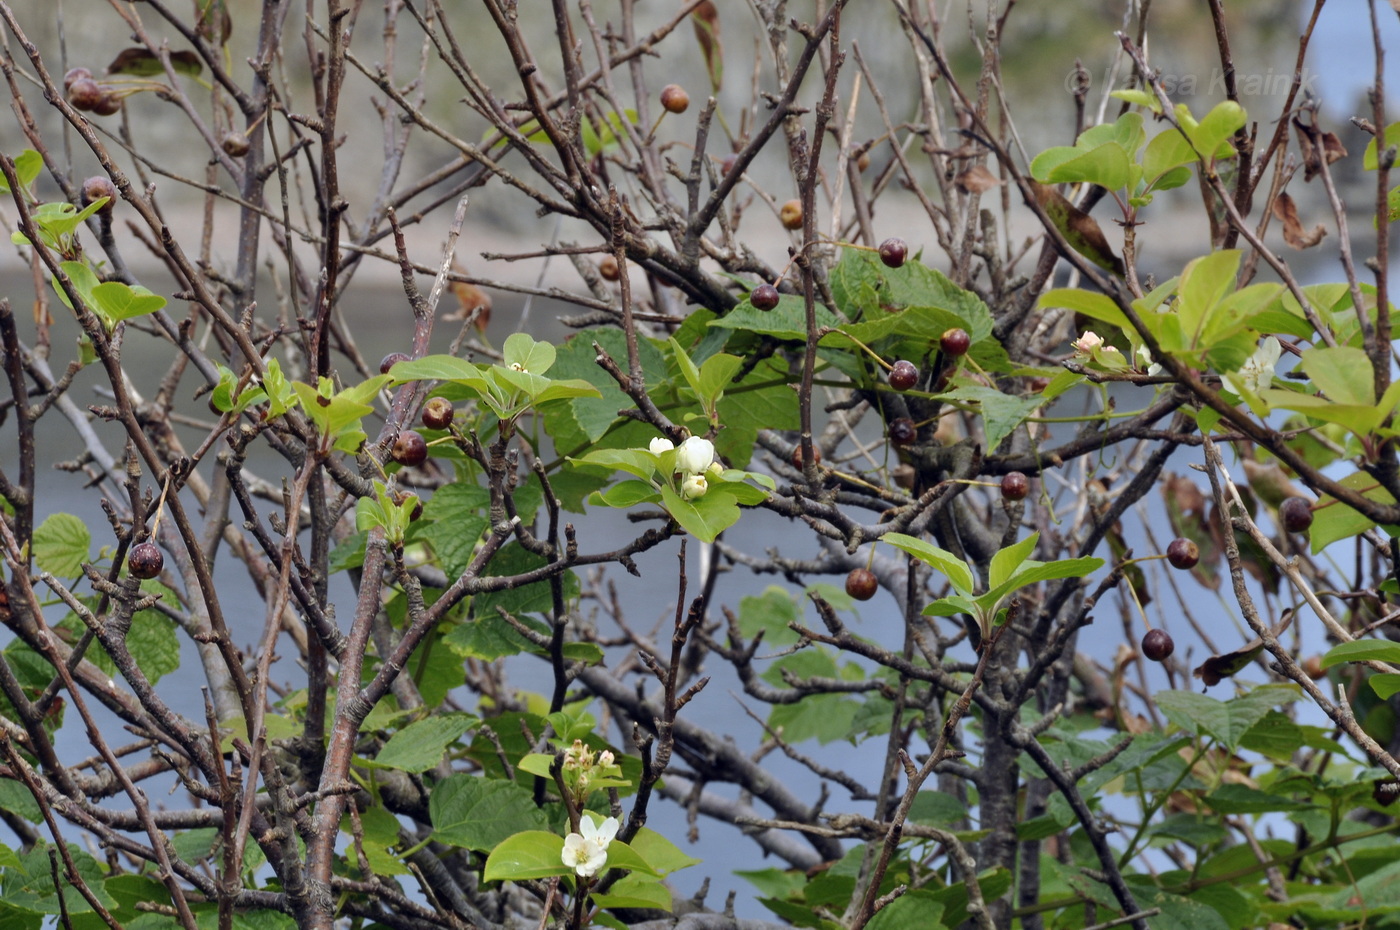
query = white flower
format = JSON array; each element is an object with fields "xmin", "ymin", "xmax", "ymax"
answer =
[
  {"xmin": 1135, "ymin": 344, "xmax": 1163, "ymax": 376},
  {"xmin": 649, "ymin": 437, "xmax": 675, "ymax": 455},
  {"xmin": 680, "ymin": 474, "xmax": 708, "ymax": 501},
  {"xmin": 1072, "ymin": 331, "xmax": 1104, "ymax": 354},
  {"xmin": 561, "ymin": 815, "xmax": 618, "ymax": 878},
  {"xmin": 676, "ymin": 436, "xmax": 715, "ymax": 475},
  {"xmin": 1224, "ymin": 337, "xmax": 1282, "ymax": 397}
]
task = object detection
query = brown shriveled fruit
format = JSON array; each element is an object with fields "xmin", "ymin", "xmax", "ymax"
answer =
[
  {"xmin": 1166, "ymin": 537, "xmax": 1199, "ymax": 570},
  {"xmin": 791, "ymin": 444, "xmax": 821, "ymax": 469},
  {"xmin": 81, "ymin": 176, "xmax": 116, "ymax": 214},
  {"xmin": 1141, "ymin": 629, "xmax": 1174, "ymax": 662},
  {"xmin": 222, "ymin": 132, "xmax": 251, "ymax": 158},
  {"xmin": 845, "ymin": 568, "xmax": 878, "ymax": 601},
  {"xmin": 1301, "ymin": 655, "xmax": 1325, "ymax": 680},
  {"xmin": 660, "ymin": 84, "xmax": 690, "ymax": 114},
  {"xmin": 91, "ymin": 92, "xmax": 122, "ymax": 116},
  {"xmin": 392, "ymin": 430, "xmax": 428, "ymax": 467},
  {"xmin": 421, "ymin": 397, "xmax": 455, "ymax": 431},
  {"xmin": 721, "ymin": 153, "xmax": 739, "ymax": 176},
  {"xmin": 63, "ymin": 67, "xmax": 92, "ymax": 90},
  {"xmin": 779, "ymin": 199, "xmax": 803, "ymax": 230},
  {"xmin": 888, "ymin": 418, "xmax": 916, "ymax": 447},
  {"xmin": 380, "ymin": 352, "xmax": 410, "ymax": 375},
  {"xmin": 599, "ymin": 255, "xmax": 621, "ymax": 281},
  {"xmin": 67, "ymin": 78, "xmax": 104, "ymax": 111}
]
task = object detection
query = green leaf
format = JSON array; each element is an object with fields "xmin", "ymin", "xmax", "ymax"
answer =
[
  {"xmin": 1187, "ymin": 100, "xmax": 1247, "ymax": 161},
  {"xmin": 368, "ymin": 713, "xmax": 476, "ymax": 772},
  {"xmin": 659, "ymin": 483, "xmax": 740, "ymax": 543},
  {"xmin": 988, "ymin": 533, "xmax": 1038, "ymax": 590},
  {"xmin": 443, "ymin": 615, "xmax": 532, "ymax": 661},
  {"xmin": 33, "ymin": 512, "xmax": 90, "ymax": 578},
  {"xmin": 710, "ymin": 294, "xmax": 843, "ymax": 341},
  {"xmin": 1154, "ymin": 684, "xmax": 1300, "ymax": 750},
  {"xmin": 502, "ymin": 332, "xmax": 556, "ymax": 375},
  {"xmin": 1309, "ymin": 471, "xmax": 1400, "ymax": 553},
  {"xmin": 626, "ymin": 826, "xmax": 701, "ymax": 876},
  {"xmin": 1301, "ymin": 345, "xmax": 1376, "ymax": 407},
  {"xmin": 1321, "ymin": 638, "xmax": 1400, "ymax": 669},
  {"xmin": 1371, "ymin": 673, "xmax": 1400, "ymax": 699},
  {"xmin": 127, "ymin": 606, "xmax": 180, "ymax": 685},
  {"xmin": 1031, "ymin": 142, "xmax": 1133, "ymax": 191},
  {"xmin": 90, "ymin": 281, "xmax": 166, "ymax": 324},
  {"xmin": 737, "ymin": 586, "xmax": 803, "ymax": 646},
  {"xmin": 943, "ymin": 385, "xmax": 1041, "ymax": 452},
  {"xmin": 1124, "ymin": 877, "xmax": 1231, "ymax": 930},
  {"xmin": 475, "ymin": 542, "xmax": 581, "ymax": 617},
  {"xmin": 590, "ymin": 479, "xmax": 661, "ymax": 509},
  {"xmin": 1203, "ymin": 784, "xmax": 1315, "ymax": 814},
  {"xmin": 1039, "ymin": 288, "xmax": 1130, "ymax": 333},
  {"xmin": 768, "ymin": 692, "xmax": 859, "ymax": 745},
  {"xmin": 0, "ymin": 150, "xmax": 43, "ymax": 195},
  {"xmin": 883, "ymin": 533, "xmax": 975, "ymax": 594},
  {"xmin": 590, "ymin": 874, "xmax": 673, "ymax": 912},
  {"xmin": 1364, "ymin": 121, "xmax": 1400, "ymax": 170},
  {"xmin": 420, "ymin": 483, "xmax": 489, "ymax": 578},
  {"xmin": 482, "ymin": 831, "xmax": 571, "ymax": 882},
  {"xmin": 430, "ymin": 774, "xmax": 549, "ymax": 851}
]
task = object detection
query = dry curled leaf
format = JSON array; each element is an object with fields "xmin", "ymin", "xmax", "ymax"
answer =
[
  {"xmin": 691, "ymin": 2, "xmax": 723, "ymax": 93},
  {"xmin": 1193, "ymin": 609, "xmax": 1293, "ymax": 687},
  {"xmin": 955, "ymin": 165, "xmax": 1002, "ymax": 194},
  {"xmin": 1271, "ymin": 192, "xmax": 1327, "ymax": 249},
  {"xmin": 1293, "ymin": 116, "xmax": 1348, "ymax": 182}
]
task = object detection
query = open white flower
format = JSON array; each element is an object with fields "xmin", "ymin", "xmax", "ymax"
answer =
[
  {"xmin": 676, "ymin": 436, "xmax": 715, "ymax": 475},
  {"xmin": 1224, "ymin": 336, "xmax": 1282, "ymax": 397},
  {"xmin": 561, "ymin": 815, "xmax": 619, "ymax": 878},
  {"xmin": 649, "ymin": 437, "xmax": 675, "ymax": 455},
  {"xmin": 680, "ymin": 473, "xmax": 708, "ymax": 501}
]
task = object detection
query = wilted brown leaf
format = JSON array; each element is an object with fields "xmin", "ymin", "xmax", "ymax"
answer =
[
  {"xmin": 691, "ymin": 2, "xmax": 723, "ymax": 93},
  {"xmin": 1030, "ymin": 183, "xmax": 1124, "ymax": 276},
  {"xmin": 1193, "ymin": 609, "xmax": 1292, "ymax": 687},
  {"xmin": 106, "ymin": 48, "xmax": 203, "ymax": 78},
  {"xmin": 1294, "ymin": 116, "xmax": 1348, "ymax": 182},
  {"xmin": 955, "ymin": 165, "xmax": 1001, "ymax": 194},
  {"xmin": 1271, "ymin": 191, "xmax": 1326, "ymax": 249}
]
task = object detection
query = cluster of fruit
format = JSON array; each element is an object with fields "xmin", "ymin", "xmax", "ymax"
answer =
[{"xmin": 63, "ymin": 68, "xmax": 122, "ymax": 116}]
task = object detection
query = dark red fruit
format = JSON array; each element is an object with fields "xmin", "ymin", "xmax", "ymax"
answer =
[
  {"xmin": 221, "ymin": 131, "xmax": 250, "ymax": 158},
  {"xmin": 940, "ymin": 328, "xmax": 971, "ymax": 357},
  {"xmin": 128, "ymin": 542, "xmax": 164, "ymax": 580},
  {"xmin": 660, "ymin": 84, "xmax": 690, "ymax": 114},
  {"xmin": 391, "ymin": 430, "xmax": 428, "ymax": 467},
  {"xmin": 1141, "ymin": 628, "xmax": 1174, "ymax": 662},
  {"xmin": 888, "ymin": 417, "xmax": 916, "ymax": 446},
  {"xmin": 792, "ymin": 444, "xmax": 821, "ymax": 469},
  {"xmin": 63, "ymin": 67, "xmax": 92, "ymax": 91},
  {"xmin": 878, "ymin": 238, "xmax": 908, "ymax": 269},
  {"xmin": 67, "ymin": 78, "xmax": 104, "ymax": 111},
  {"xmin": 380, "ymin": 352, "xmax": 411, "ymax": 375},
  {"xmin": 1001, "ymin": 471, "xmax": 1029, "ymax": 501},
  {"xmin": 599, "ymin": 255, "xmax": 620, "ymax": 281},
  {"xmin": 845, "ymin": 567, "xmax": 878, "ymax": 601},
  {"xmin": 751, "ymin": 284, "xmax": 780, "ymax": 311},
  {"xmin": 1280, "ymin": 497, "xmax": 1314, "ymax": 534},
  {"xmin": 1166, "ymin": 537, "xmax": 1199, "ymax": 570},
  {"xmin": 81, "ymin": 176, "xmax": 116, "ymax": 214},
  {"xmin": 888, "ymin": 360, "xmax": 919, "ymax": 392},
  {"xmin": 421, "ymin": 397, "xmax": 454, "ymax": 431},
  {"xmin": 91, "ymin": 92, "xmax": 122, "ymax": 116}
]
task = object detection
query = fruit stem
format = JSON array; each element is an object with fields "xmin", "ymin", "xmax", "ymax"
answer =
[{"xmin": 823, "ymin": 328, "xmax": 892, "ymax": 371}]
